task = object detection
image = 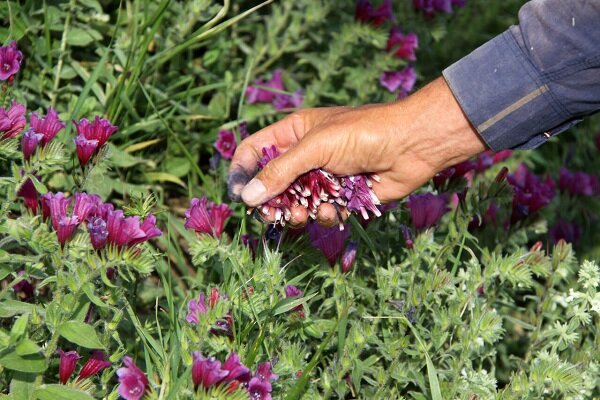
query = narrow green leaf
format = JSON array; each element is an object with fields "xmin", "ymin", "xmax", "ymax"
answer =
[{"xmin": 34, "ymin": 385, "xmax": 95, "ymax": 400}]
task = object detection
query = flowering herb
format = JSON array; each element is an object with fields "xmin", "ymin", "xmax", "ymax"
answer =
[
  {"xmin": 117, "ymin": 356, "xmax": 149, "ymax": 400},
  {"xmin": 0, "ymin": 101, "xmax": 26, "ymax": 140},
  {"xmin": 380, "ymin": 66, "xmax": 417, "ymax": 98},
  {"xmin": 386, "ymin": 27, "xmax": 419, "ymax": 61},
  {"xmin": 184, "ymin": 197, "xmax": 232, "ymax": 238},
  {"xmin": 406, "ymin": 192, "xmax": 449, "ymax": 230},
  {"xmin": 0, "ymin": 41, "xmax": 23, "ymax": 81},
  {"xmin": 355, "ymin": 0, "xmax": 394, "ymax": 26},
  {"xmin": 57, "ymin": 349, "xmax": 80, "ymax": 384},
  {"xmin": 77, "ymin": 351, "xmax": 112, "ymax": 381},
  {"xmin": 30, "ymin": 108, "xmax": 65, "ymax": 146},
  {"xmin": 214, "ymin": 129, "xmax": 237, "ymax": 160},
  {"xmin": 72, "ymin": 116, "xmax": 118, "ymax": 167},
  {"xmin": 192, "ymin": 352, "xmax": 229, "ymax": 390}
]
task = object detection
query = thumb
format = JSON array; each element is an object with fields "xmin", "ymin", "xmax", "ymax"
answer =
[{"xmin": 241, "ymin": 138, "xmax": 323, "ymax": 207}]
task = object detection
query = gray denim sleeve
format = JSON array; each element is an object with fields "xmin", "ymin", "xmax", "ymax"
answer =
[{"xmin": 442, "ymin": 0, "xmax": 600, "ymax": 151}]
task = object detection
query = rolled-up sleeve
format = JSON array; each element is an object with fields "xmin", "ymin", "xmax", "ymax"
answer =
[{"xmin": 442, "ymin": 0, "xmax": 600, "ymax": 151}]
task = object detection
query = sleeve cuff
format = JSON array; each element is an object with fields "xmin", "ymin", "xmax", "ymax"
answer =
[{"xmin": 442, "ymin": 30, "xmax": 571, "ymax": 151}]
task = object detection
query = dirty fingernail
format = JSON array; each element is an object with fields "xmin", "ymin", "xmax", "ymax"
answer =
[{"xmin": 227, "ymin": 170, "xmax": 251, "ymax": 202}]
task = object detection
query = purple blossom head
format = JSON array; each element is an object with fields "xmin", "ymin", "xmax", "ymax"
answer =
[
  {"xmin": 246, "ymin": 69, "xmax": 285, "ymax": 104},
  {"xmin": 549, "ymin": 219, "xmax": 581, "ymax": 245},
  {"xmin": 386, "ymin": 28, "xmax": 418, "ymax": 61},
  {"xmin": 508, "ymin": 164, "xmax": 555, "ymax": 224},
  {"xmin": 21, "ymin": 129, "xmax": 43, "ymax": 161},
  {"xmin": 432, "ymin": 159, "xmax": 474, "ymax": 189},
  {"xmin": 380, "ymin": 66, "xmax": 417, "ymax": 95},
  {"xmin": 339, "ymin": 175, "xmax": 382, "ymax": 220},
  {"xmin": 13, "ymin": 271, "xmax": 34, "ymax": 302},
  {"xmin": 56, "ymin": 216, "xmax": 80, "ymax": 247},
  {"xmin": 558, "ymin": 167, "xmax": 599, "ymax": 197},
  {"xmin": 129, "ymin": 214, "xmax": 161, "ymax": 247},
  {"xmin": 355, "ymin": 0, "xmax": 395, "ymax": 26},
  {"xmin": 254, "ymin": 362, "xmax": 278, "ymax": 383},
  {"xmin": 192, "ymin": 352, "xmax": 229, "ymax": 389},
  {"xmin": 73, "ymin": 192, "xmax": 101, "ymax": 222},
  {"xmin": 247, "ymin": 378, "xmax": 272, "ymax": 400},
  {"xmin": 105, "ymin": 210, "xmax": 146, "ymax": 247},
  {"xmin": 73, "ymin": 116, "xmax": 118, "ymax": 148},
  {"xmin": 117, "ymin": 356, "xmax": 149, "ymax": 400},
  {"xmin": 214, "ymin": 129, "xmax": 237, "ymax": 160},
  {"xmin": 73, "ymin": 135, "xmax": 99, "ymax": 167},
  {"xmin": 186, "ymin": 292, "xmax": 208, "ymax": 325},
  {"xmin": 77, "ymin": 351, "xmax": 111, "ymax": 381},
  {"xmin": 273, "ymin": 90, "xmax": 303, "ymax": 111},
  {"xmin": 341, "ymin": 240, "xmax": 359, "ymax": 273},
  {"xmin": 406, "ymin": 193, "xmax": 449, "ymax": 231},
  {"xmin": 57, "ymin": 349, "xmax": 80, "ymax": 384},
  {"xmin": 307, "ymin": 222, "xmax": 350, "ymax": 267},
  {"xmin": 413, "ymin": 0, "xmax": 463, "ymax": 16},
  {"xmin": 30, "ymin": 108, "xmax": 65, "ymax": 146},
  {"xmin": 221, "ymin": 352, "xmax": 250, "ymax": 383},
  {"xmin": 184, "ymin": 197, "xmax": 232, "ymax": 238},
  {"xmin": 87, "ymin": 217, "xmax": 109, "ymax": 250},
  {"xmin": 0, "ymin": 41, "xmax": 23, "ymax": 81},
  {"xmin": 0, "ymin": 101, "xmax": 26, "ymax": 140},
  {"xmin": 285, "ymin": 285, "xmax": 302, "ymax": 298}
]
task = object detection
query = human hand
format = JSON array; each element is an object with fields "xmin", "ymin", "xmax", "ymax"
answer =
[{"xmin": 227, "ymin": 77, "xmax": 487, "ymax": 227}]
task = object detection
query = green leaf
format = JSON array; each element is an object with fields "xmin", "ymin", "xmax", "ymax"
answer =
[
  {"xmin": 0, "ymin": 349, "xmax": 47, "ymax": 373},
  {"xmin": 406, "ymin": 319, "xmax": 443, "ymax": 400},
  {"xmin": 272, "ymin": 292, "xmax": 317, "ymax": 316},
  {"xmin": 0, "ymin": 300, "xmax": 41, "ymax": 318},
  {"xmin": 0, "ymin": 265, "xmax": 11, "ymax": 280},
  {"xmin": 9, "ymin": 372, "xmax": 37, "ymax": 400},
  {"xmin": 34, "ymin": 385, "xmax": 95, "ymax": 400},
  {"xmin": 15, "ymin": 339, "xmax": 41, "ymax": 356},
  {"xmin": 145, "ymin": 172, "xmax": 187, "ymax": 188},
  {"xmin": 67, "ymin": 27, "xmax": 102, "ymax": 46},
  {"xmin": 57, "ymin": 321, "xmax": 104, "ymax": 349}
]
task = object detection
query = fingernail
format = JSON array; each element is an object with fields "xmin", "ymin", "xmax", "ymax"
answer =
[{"xmin": 241, "ymin": 178, "xmax": 267, "ymax": 206}]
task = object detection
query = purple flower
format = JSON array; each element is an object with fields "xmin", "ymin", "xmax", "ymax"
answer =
[
  {"xmin": 247, "ymin": 378, "xmax": 272, "ymax": 400},
  {"xmin": 117, "ymin": 356, "xmax": 149, "ymax": 400},
  {"xmin": 413, "ymin": 0, "xmax": 465, "ymax": 16},
  {"xmin": 21, "ymin": 129, "xmax": 44, "ymax": 161},
  {"xmin": 87, "ymin": 217, "xmax": 109, "ymax": 250},
  {"xmin": 558, "ymin": 167, "xmax": 600, "ymax": 197},
  {"xmin": 186, "ymin": 292, "xmax": 208, "ymax": 324},
  {"xmin": 285, "ymin": 285, "xmax": 302, "ymax": 298},
  {"xmin": 386, "ymin": 28, "xmax": 418, "ymax": 61},
  {"xmin": 221, "ymin": 352, "xmax": 250, "ymax": 383},
  {"xmin": 214, "ymin": 129, "xmax": 237, "ymax": 160},
  {"xmin": 73, "ymin": 135, "xmax": 99, "ymax": 167},
  {"xmin": 307, "ymin": 223, "xmax": 350, "ymax": 267},
  {"xmin": 341, "ymin": 241, "xmax": 359, "ymax": 273},
  {"xmin": 77, "ymin": 351, "xmax": 111, "ymax": 381},
  {"xmin": 106, "ymin": 211, "xmax": 146, "ymax": 247},
  {"xmin": 432, "ymin": 159, "xmax": 475, "ymax": 189},
  {"xmin": 0, "ymin": 41, "xmax": 23, "ymax": 81},
  {"xmin": 17, "ymin": 178, "xmax": 39, "ymax": 215},
  {"xmin": 254, "ymin": 362, "xmax": 278, "ymax": 383},
  {"xmin": 339, "ymin": 175, "xmax": 382, "ymax": 220},
  {"xmin": 30, "ymin": 108, "xmax": 65, "ymax": 146},
  {"xmin": 355, "ymin": 0, "xmax": 395, "ymax": 26},
  {"xmin": 73, "ymin": 192, "xmax": 101, "ymax": 222},
  {"xmin": 406, "ymin": 193, "xmax": 449, "ymax": 230},
  {"xmin": 192, "ymin": 352, "xmax": 229, "ymax": 389},
  {"xmin": 0, "ymin": 101, "xmax": 26, "ymax": 140},
  {"xmin": 246, "ymin": 69, "xmax": 285, "ymax": 104},
  {"xmin": 57, "ymin": 349, "xmax": 80, "ymax": 384},
  {"xmin": 239, "ymin": 122, "xmax": 250, "ymax": 140},
  {"xmin": 131, "ymin": 214, "xmax": 161, "ymax": 246},
  {"xmin": 272, "ymin": 90, "xmax": 303, "ymax": 111},
  {"xmin": 73, "ymin": 117, "xmax": 118, "ymax": 148},
  {"xmin": 379, "ymin": 66, "xmax": 417, "ymax": 96},
  {"xmin": 508, "ymin": 164, "xmax": 555, "ymax": 224},
  {"xmin": 13, "ymin": 271, "xmax": 34, "ymax": 301},
  {"xmin": 549, "ymin": 219, "xmax": 581, "ymax": 245},
  {"xmin": 400, "ymin": 224, "xmax": 414, "ymax": 249},
  {"xmin": 46, "ymin": 192, "xmax": 105, "ymax": 247},
  {"xmin": 184, "ymin": 197, "xmax": 232, "ymax": 238}
]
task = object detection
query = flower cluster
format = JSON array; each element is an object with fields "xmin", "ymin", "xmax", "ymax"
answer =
[
  {"xmin": 433, "ymin": 149, "xmax": 512, "ymax": 189},
  {"xmin": 507, "ymin": 164, "xmax": 555, "ymax": 224},
  {"xmin": 24, "ymin": 191, "xmax": 161, "ymax": 249},
  {"xmin": 73, "ymin": 116, "xmax": 118, "ymax": 166},
  {"xmin": 246, "ymin": 69, "xmax": 303, "ymax": 111},
  {"xmin": 22, "ymin": 108, "xmax": 66, "ymax": 160},
  {"xmin": 0, "ymin": 41, "xmax": 23, "ymax": 82},
  {"xmin": 184, "ymin": 197, "xmax": 232, "ymax": 238},
  {"xmin": 413, "ymin": 0, "xmax": 467, "ymax": 17},
  {"xmin": 192, "ymin": 352, "xmax": 278, "ymax": 400},
  {"xmin": 57, "ymin": 349, "xmax": 111, "ymax": 384},
  {"xmin": 380, "ymin": 66, "xmax": 417, "ymax": 98},
  {"xmin": 254, "ymin": 146, "xmax": 382, "ymax": 227},
  {"xmin": 558, "ymin": 167, "xmax": 600, "ymax": 197},
  {"xmin": 355, "ymin": 0, "xmax": 394, "ymax": 26}
]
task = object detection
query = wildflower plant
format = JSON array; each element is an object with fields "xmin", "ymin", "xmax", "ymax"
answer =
[{"xmin": 1, "ymin": 1, "xmax": 600, "ymax": 399}]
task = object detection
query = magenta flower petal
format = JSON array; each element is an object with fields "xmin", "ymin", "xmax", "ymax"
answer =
[
  {"xmin": 508, "ymin": 164, "xmax": 555, "ymax": 224},
  {"xmin": 386, "ymin": 28, "xmax": 419, "ymax": 61},
  {"xmin": 186, "ymin": 292, "xmax": 207, "ymax": 324},
  {"xmin": 221, "ymin": 352, "xmax": 250, "ymax": 383},
  {"xmin": 247, "ymin": 378, "xmax": 272, "ymax": 400},
  {"xmin": 87, "ymin": 217, "xmax": 109, "ymax": 250},
  {"xmin": 77, "ymin": 351, "xmax": 111, "ymax": 381},
  {"xmin": 57, "ymin": 349, "xmax": 80, "ymax": 384},
  {"xmin": 0, "ymin": 101, "xmax": 26, "ymax": 140},
  {"xmin": 184, "ymin": 198, "xmax": 232, "ymax": 238},
  {"xmin": 191, "ymin": 352, "xmax": 229, "ymax": 389},
  {"xmin": 47, "ymin": 192, "xmax": 72, "ymax": 231},
  {"xmin": 341, "ymin": 240, "xmax": 359, "ymax": 273},
  {"xmin": 21, "ymin": 129, "xmax": 44, "ymax": 161},
  {"xmin": 272, "ymin": 90, "xmax": 303, "ymax": 111},
  {"xmin": 31, "ymin": 108, "xmax": 65, "ymax": 146},
  {"xmin": 128, "ymin": 213, "xmax": 161, "ymax": 247},
  {"xmin": 0, "ymin": 41, "xmax": 23, "ymax": 81},
  {"xmin": 117, "ymin": 356, "xmax": 149, "ymax": 400},
  {"xmin": 56, "ymin": 216, "xmax": 79, "ymax": 247},
  {"xmin": 307, "ymin": 223, "xmax": 350, "ymax": 267},
  {"xmin": 214, "ymin": 129, "xmax": 237, "ymax": 160},
  {"xmin": 549, "ymin": 219, "xmax": 581, "ymax": 245},
  {"xmin": 355, "ymin": 0, "xmax": 394, "ymax": 26},
  {"xmin": 73, "ymin": 135, "xmax": 99, "ymax": 167},
  {"xmin": 17, "ymin": 178, "xmax": 39, "ymax": 214},
  {"xmin": 73, "ymin": 116, "xmax": 118, "ymax": 148},
  {"xmin": 255, "ymin": 362, "xmax": 278, "ymax": 383},
  {"xmin": 380, "ymin": 66, "xmax": 417, "ymax": 94},
  {"xmin": 285, "ymin": 285, "xmax": 302, "ymax": 298}
]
